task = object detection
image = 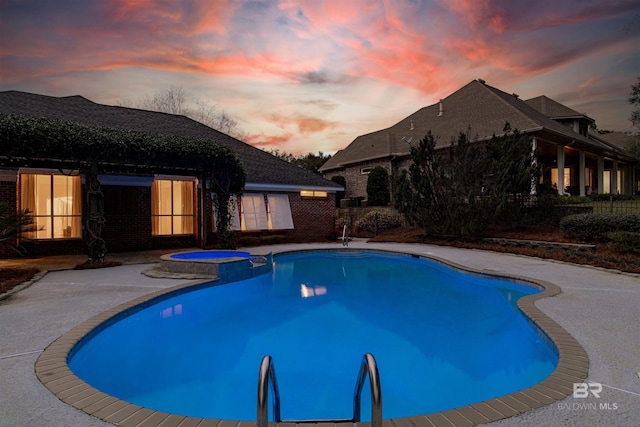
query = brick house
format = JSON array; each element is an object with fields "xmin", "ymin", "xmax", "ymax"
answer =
[
  {"xmin": 0, "ymin": 91, "xmax": 342, "ymax": 258},
  {"xmin": 320, "ymin": 80, "xmax": 640, "ymax": 201}
]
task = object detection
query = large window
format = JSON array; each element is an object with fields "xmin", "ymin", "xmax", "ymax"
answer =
[
  {"xmin": 20, "ymin": 172, "xmax": 82, "ymax": 239},
  {"xmin": 238, "ymin": 193, "xmax": 294, "ymax": 231},
  {"xmin": 151, "ymin": 179, "xmax": 195, "ymax": 235},
  {"xmin": 267, "ymin": 194, "xmax": 294, "ymax": 229},
  {"xmin": 551, "ymin": 167, "xmax": 571, "ymax": 191}
]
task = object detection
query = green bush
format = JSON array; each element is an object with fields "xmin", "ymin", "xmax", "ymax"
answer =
[
  {"xmin": 366, "ymin": 166, "xmax": 390, "ymax": 206},
  {"xmin": 607, "ymin": 231, "xmax": 640, "ymax": 253},
  {"xmin": 588, "ymin": 194, "xmax": 638, "ymax": 202},
  {"xmin": 237, "ymin": 235, "xmax": 260, "ymax": 246},
  {"xmin": 354, "ymin": 211, "xmax": 401, "ymax": 233},
  {"xmin": 260, "ymin": 235, "xmax": 285, "ymax": 245},
  {"xmin": 560, "ymin": 213, "xmax": 640, "ymax": 241}
]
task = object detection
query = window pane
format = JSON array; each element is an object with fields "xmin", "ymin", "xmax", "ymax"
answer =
[
  {"xmin": 267, "ymin": 194, "xmax": 294, "ymax": 230},
  {"xmin": 35, "ymin": 217, "xmax": 52, "ymax": 239},
  {"xmin": 53, "ymin": 175, "xmax": 72, "ymax": 215},
  {"xmin": 35, "ymin": 175, "xmax": 51, "ymax": 216},
  {"xmin": 173, "ymin": 215, "xmax": 194, "ymax": 234},
  {"xmin": 157, "ymin": 216, "xmax": 172, "ymax": 235},
  {"xmin": 241, "ymin": 194, "xmax": 268, "ymax": 231},
  {"xmin": 157, "ymin": 180, "xmax": 172, "ymax": 215}
]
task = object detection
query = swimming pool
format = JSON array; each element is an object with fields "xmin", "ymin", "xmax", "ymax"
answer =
[{"xmin": 68, "ymin": 250, "xmax": 558, "ymax": 421}]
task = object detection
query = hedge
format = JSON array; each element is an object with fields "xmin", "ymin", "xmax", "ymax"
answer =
[
  {"xmin": 559, "ymin": 213, "xmax": 640, "ymax": 241},
  {"xmin": 607, "ymin": 231, "xmax": 640, "ymax": 254}
]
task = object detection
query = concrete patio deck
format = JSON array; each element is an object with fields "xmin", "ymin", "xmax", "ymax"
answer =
[{"xmin": 1, "ymin": 242, "xmax": 638, "ymax": 427}]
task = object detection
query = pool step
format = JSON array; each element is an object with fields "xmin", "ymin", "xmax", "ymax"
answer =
[{"xmin": 257, "ymin": 353, "xmax": 382, "ymax": 427}]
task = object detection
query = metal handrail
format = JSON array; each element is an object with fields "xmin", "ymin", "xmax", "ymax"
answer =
[
  {"xmin": 257, "ymin": 353, "xmax": 381, "ymax": 427},
  {"xmin": 257, "ymin": 355, "xmax": 281, "ymax": 427},
  {"xmin": 353, "ymin": 353, "xmax": 382, "ymax": 427}
]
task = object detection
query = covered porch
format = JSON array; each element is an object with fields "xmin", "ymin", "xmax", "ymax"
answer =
[{"xmin": 534, "ymin": 135, "xmax": 639, "ymax": 196}]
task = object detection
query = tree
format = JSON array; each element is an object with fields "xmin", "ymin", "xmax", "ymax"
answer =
[
  {"xmin": 139, "ymin": 85, "xmax": 189, "ymax": 116},
  {"xmin": 366, "ymin": 166, "xmax": 390, "ymax": 206},
  {"xmin": 0, "ymin": 203, "xmax": 36, "ymax": 255},
  {"xmin": 629, "ymin": 75, "xmax": 640, "ymax": 131},
  {"xmin": 394, "ymin": 125, "xmax": 541, "ymax": 235},
  {"xmin": 483, "ymin": 124, "xmax": 542, "ymax": 226},
  {"xmin": 125, "ymin": 86, "xmax": 248, "ymax": 140},
  {"xmin": 266, "ymin": 149, "xmax": 331, "ymax": 175}
]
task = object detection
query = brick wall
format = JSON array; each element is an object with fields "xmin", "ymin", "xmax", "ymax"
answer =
[
  {"xmin": 288, "ymin": 192, "xmax": 337, "ymax": 242},
  {"xmin": 334, "ymin": 161, "xmax": 392, "ymax": 200},
  {"xmin": 1, "ymin": 177, "xmax": 338, "ymax": 258},
  {"xmin": 102, "ymin": 185, "xmax": 154, "ymax": 252},
  {"xmin": 0, "ymin": 176, "xmax": 18, "ymax": 258}
]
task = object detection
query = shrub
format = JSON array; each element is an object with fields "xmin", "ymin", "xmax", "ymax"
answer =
[
  {"xmin": 560, "ymin": 213, "xmax": 640, "ymax": 241},
  {"xmin": 354, "ymin": 211, "xmax": 402, "ymax": 233},
  {"xmin": 589, "ymin": 194, "xmax": 638, "ymax": 202},
  {"xmin": 237, "ymin": 235, "xmax": 260, "ymax": 246},
  {"xmin": 607, "ymin": 231, "xmax": 640, "ymax": 254},
  {"xmin": 260, "ymin": 235, "xmax": 285, "ymax": 245},
  {"xmin": 366, "ymin": 166, "xmax": 390, "ymax": 206}
]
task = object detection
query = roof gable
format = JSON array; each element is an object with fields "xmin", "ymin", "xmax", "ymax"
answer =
[
  {"xmin": 525, "ymin": 95, "xmax": 594, "ymax": 122},
  {"xmin": 0, "ymin": 90, "xmax": 341, "ymax": 190}
]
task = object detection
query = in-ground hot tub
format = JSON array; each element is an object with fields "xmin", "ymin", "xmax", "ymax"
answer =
[{"xmin": 160, "ymin": 250, "xmax": 272, "ymax": 282}]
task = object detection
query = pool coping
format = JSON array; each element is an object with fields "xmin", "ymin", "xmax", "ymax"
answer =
[{"xmin": 35, "ymin": 248, "xmax": 588, "ymax": 427}]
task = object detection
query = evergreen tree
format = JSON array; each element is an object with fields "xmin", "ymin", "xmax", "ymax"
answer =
[{"xmin": 366, "ymin": 166, "xmax": 390, "ymax": 206}]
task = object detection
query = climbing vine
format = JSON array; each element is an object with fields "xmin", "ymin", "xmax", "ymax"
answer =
[{"xmin": 0, "ymin": 113, "xmax": 246, "ymax": 258}]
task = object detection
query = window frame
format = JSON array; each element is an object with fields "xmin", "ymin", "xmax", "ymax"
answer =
[
  {"xmin": 19, "ymin": 171, "xmax": 82, "ymax": 240},
  {"xmin": 266, "ymin": 194, "xmax": 294, "ymax": 230},
  {"xmin": 151, "ymin": 178, "xmax": 196, "ymax": 236}
]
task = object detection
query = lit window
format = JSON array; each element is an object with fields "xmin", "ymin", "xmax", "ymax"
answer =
[
  {"xmin": 267, "ymin": 194, "xmax": 294, "ymax": 229},
  {"xmin": 300, "ymin": 190, "xmax": 328, "ymax": 198},
  {"xmin": 551, "ymin": 168, "xmax": 571, "ymax": 189},
  {"xmin": 240, "ymin": 194, "xmax": 268, "ymax": 231},
  {"xmin": 152, "ymin": 179, "xmax": 195, "ymax": 235},
  {"xmin": 20, "ymin": 173, "xmax": 82, "ymax": 239}
]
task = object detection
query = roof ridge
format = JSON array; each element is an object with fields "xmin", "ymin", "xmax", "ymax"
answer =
[{"xmin": 473, "ymin": 80, "xmax": 541, "ymax": 131}]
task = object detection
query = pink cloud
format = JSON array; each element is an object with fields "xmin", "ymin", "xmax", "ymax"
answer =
[
  {"xmin": 245, "ymin": 132, "xmax": 294, "ymax": 149},
  {"xmin": 268, "ymin": 114, "xmax": 338, "ymax": 135}
]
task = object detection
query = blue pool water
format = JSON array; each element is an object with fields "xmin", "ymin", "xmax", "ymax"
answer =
[
  {"xmin": 170, "ymin": 250, "xmax": 251, "ymax": 260},
  {"xmin": 69, "ymin": 250, "xmax": 557, "ymax": 421}
]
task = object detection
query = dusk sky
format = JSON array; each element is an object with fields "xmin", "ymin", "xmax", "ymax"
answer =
[{"xmin": 1, "ymin": 0, "xmax": 639, "ymax": 155}]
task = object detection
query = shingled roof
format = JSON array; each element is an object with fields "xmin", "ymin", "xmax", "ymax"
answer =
[
  {"xmin": 524, "ymin": 95, "xmax": 594, "ymax": 122},
  {"xmin": 320, "ymin": 80, "xmax": 628, "ymax": 173},
  {"xmin": 0, "ymin": 90, "xmax": 341, "ymax": 191}
]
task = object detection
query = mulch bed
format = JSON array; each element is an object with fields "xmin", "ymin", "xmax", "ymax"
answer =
[
  {"xmin": 369, "ymin": 227, "xmax": 640, "ymax": 274},
  {"xmin": 0, "ymin": 268, "xmax": 40, "ymax": 295},
  {"xmin": 74, "ymin": 260, "xmax": 123, "ymax": 270}
]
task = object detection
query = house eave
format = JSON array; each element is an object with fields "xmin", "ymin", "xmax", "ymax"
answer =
[{"xmin": 244, "ymin": 182, "xmax": 342, "ymax": 193}]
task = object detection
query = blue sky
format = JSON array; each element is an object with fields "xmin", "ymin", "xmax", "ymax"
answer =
[{"xmin": 1, "ymin": 0, "xmax": 638, "ymax": 154}]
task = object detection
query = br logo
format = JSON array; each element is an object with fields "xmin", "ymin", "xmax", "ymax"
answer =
[{"xmin": 573, "ymin": 382, "xmax": 602, "ymax": 398}]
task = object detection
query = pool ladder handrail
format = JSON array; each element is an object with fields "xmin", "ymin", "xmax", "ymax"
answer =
[{"xmin": 257, "ymin": 353, "xmax": 382, "ymax": 427}]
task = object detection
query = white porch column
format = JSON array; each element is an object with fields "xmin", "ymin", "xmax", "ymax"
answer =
[
  {"xmin": 597, "ymin": 156, "xmax": 604, "ymax": 194},
  {"xmin": 557, "ymin": 145, "xmax": 565, "ymax": 195},
  {"xmin": 578, "ymin": 150, "xmax": 586, "ymax": 196},
  {"xmin": 611, "ymin": 160, "xmax": 619, "ymax": 194}
]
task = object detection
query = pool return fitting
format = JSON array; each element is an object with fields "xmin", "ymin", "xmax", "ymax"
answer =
[{"xmin": 257, "ymin": 353, "xmax": 382, "ymax": 427}]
